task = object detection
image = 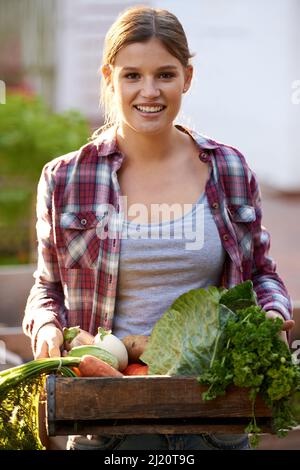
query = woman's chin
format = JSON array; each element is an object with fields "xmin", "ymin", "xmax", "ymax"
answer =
[{"xmin": 125, "ymin": 119, "xmax": 173, "ymax": 137}]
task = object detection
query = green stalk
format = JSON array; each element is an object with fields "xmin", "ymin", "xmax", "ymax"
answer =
[
  {"xmin": 209, "ymin": 331, "xmax": 222, "ymax": 368},
  {"xmin": 0, "ymin": 357, "xmax": 81, "ymax": 394},
  {"xmin": 60, "ymin": 366, "xmax": 77, "ymax": 377},
  {"xmin": 0, "ymin": 357, "xmax": 78, "ymax": 378}
]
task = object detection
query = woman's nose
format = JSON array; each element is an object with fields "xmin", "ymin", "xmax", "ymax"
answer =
[{"xmin": 140, "ymin": 79, "xmax": 160, "ymax": 98}]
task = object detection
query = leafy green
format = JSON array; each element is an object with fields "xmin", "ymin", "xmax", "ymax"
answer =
[
  {"xmin": 0, "ymin": 376, "xmax": 45, "ymax": 450},
  {"xmin": 220, "ymin": 280, "xmax": 257, "ymax": 312},
  {"xmin": 141, "ymin": 288, "xmax": 219, "ymax": 375},
  {"xmin": 141, "ymin": 281, "xmax": 300, "ymax": 446},
  {"xmin": 0, "ymin": 357, "xmax": 80, "ymax": 449},
  {"xmin": 199, "ymin": 305, "xmax": 300, "ymax": 445},
  {"xmin": 141, "ymin": 281, "xmax": 255, "ymax": 375}
]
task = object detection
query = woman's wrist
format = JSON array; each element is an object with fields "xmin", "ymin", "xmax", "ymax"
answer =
[{"xmin": 265, "ymin": 310, "xmax": 285, "ymax": 320}]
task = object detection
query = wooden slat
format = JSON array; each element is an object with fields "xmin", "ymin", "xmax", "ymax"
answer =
[
  {"xmin": 51, "ymin": 376, "xmax": 271, "ymax": 420},
  {"xmin": 46, "ymin": 375, "xmax": 272, "ymax": 436},
  {"xmin": 48, "ymin": 419, "xmax": 272, "ymax": 436}
]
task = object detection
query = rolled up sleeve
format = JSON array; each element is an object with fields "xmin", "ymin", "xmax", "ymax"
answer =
[
  {"xmin": 249, "ymin": 170, "xmax": 292, "ymax": 320},
  {"xmin": 22, "ymin": 164, "xmax": 67, "ymax": 351}
]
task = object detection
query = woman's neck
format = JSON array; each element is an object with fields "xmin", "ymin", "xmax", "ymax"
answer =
[{"xmin": 116, "ymin": 124, "xmax": 187, "ymax": 166}]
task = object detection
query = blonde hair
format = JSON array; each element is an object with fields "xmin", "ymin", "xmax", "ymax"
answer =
[{"xmin": 91, "ymin": 6, "xmax": 194, "ymax": 139}]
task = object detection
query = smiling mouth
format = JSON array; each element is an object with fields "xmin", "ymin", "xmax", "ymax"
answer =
[{"xmin": 134, "ymin": 105, "xmax": 166, "ymax": 113}]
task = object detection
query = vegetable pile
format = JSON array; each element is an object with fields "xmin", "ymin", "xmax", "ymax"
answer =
[
  {"xmin": 140, "ymin": 281, "xmax": 300, "ymax": 446},
  {"xmin": 2, "ymin": 281, "xmax": 299, "ymax": 449},
  {"xmin": 64, "ymin": 326, "xmax": 129, "ymax": 371},
  {"xmin": 0, "ymin": 328, "xmax": 128, "ymax": 450}
]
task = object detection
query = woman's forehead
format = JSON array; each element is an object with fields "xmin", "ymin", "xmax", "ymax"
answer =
[{"xmin": 113, "ymin": 37, "xmax": 181, "ymax": 69}]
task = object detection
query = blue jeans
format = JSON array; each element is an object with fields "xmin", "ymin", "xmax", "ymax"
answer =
[{"xmin": 66, "ymin": 433, "xmax": 250, "ymax": 450}]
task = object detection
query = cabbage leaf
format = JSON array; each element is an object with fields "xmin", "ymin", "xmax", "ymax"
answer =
[{"xmin": 140, "ymin": 281, "xmax": 256, "ymax": 375}]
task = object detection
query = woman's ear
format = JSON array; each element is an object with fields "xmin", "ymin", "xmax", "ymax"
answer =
[
  {"xmin": 101, "ymin": 64, "xmax": 114, "ymax": 91},
  {"xmin": 183, "ymin": 64, "xmax": 193, "ymax": 93}
]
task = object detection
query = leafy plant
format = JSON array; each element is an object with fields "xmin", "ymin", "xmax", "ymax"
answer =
[
  {"xmin": 141, "ymin": 281, "xmax": 300, "ymax": 446},
  {"xmin": 199, "ymin": 305, "xmax": 300, "ymax": 446},
  {"xmin": 0, "ymin": 93, "xmax": 90, "ymax": 263},
  {"xmin": 0, "ymin": 357, "xmax": 80, "ymax": 449}
]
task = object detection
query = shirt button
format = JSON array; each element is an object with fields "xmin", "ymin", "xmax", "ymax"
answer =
[
  {"xmin": 80, "ymin": 218, "xmax": 87, "ymax": 226},
  {"xmin": 223, "ymin": 234, "xmax": 229, "ymax": 241},
  {"xmin": 212, "ymin": 202, "xmax": 219, "ymax": 210}
]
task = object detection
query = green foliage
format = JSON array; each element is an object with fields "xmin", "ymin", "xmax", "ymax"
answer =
[
  {"xmin": 0, "ymin": 376, "xmax": 45, "ymax": 450},
  {"xmin": 0, "ymin": 93, "xmax": 90, "ymax": 263},
  {"xmin": 141, "ymin": 281, "xmax": 300, "ymax": 447},
  {"xmin": 198, "ymin": 305, "xmax": 300, "ymax": 446},
  {"xmin": 141, "ymin": 288, "xmax": 226, "ymax": 375},
  {"xmin": 140, "ymin": 281, "xmax": 255, "ymax": 376},
  {"xmin": 0, "ymin": 357, "xmax": 79, "ymax": 449}
]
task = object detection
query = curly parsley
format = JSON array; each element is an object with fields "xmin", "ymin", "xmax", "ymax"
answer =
[{"xmin": 198, "ymin": 305, "xmax": 300, "ymax": 447}]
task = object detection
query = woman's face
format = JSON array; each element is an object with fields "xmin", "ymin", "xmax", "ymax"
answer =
[{"xmin": 103, "ymin": 37, "xmax": 193, "ymax": 136}]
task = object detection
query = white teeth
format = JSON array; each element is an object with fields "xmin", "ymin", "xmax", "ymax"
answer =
[{"xmin": 135, "ymin": 105, "xmax": 164, "ymax": 113}]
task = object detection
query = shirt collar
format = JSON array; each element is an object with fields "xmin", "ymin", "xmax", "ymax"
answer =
[
  {"xmin": 175, "ymin": 125, "xmax": 221, "ymax": 150},
  {"xmin": 94, "ymin": 126, "xmax": 120, "ymax": 157},
  {"xmin": 93, "ymin": 124, "xmax": 221, "ymax": 158}
]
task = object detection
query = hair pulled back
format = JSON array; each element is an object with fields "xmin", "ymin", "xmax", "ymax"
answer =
[{"xmin": 92, "ymin": 6, "xmax": 193, "ymax": 138}]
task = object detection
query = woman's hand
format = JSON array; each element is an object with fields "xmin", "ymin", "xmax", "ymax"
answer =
[
  {"xmin": 35, "ymin": 323, "xmax": 64, "ymax": 359},
  {"xmin": 265, "ymin": 310, "xmax": 295, "ymax": 345}
]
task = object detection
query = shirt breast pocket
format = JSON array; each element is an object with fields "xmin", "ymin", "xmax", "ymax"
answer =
[
  {"xmin": 227, "ymin": 204, "xmax": 256, "ymax": 260},
  {"xmin": 59, "ymin": 211, "xmax": 107, "ymax": 268}
]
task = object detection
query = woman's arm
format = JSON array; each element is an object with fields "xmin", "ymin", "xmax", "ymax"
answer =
[
  {"xmin": 22, "ymin": 163, "xmax": 66, "ymax": 354},
  {"xmin": 249, "ymin": 170, "xmax": 293, "ymax": 321}
]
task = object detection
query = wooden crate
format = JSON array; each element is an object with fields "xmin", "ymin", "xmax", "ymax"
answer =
[{"xmin": 46, "ymin": 375, "xmax": 272, "ymax": 436}]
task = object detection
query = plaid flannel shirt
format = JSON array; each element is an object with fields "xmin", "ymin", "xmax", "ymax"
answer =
[{"xmin": 23, "ymin": 125, "xmax": 292, "ymax": 347}]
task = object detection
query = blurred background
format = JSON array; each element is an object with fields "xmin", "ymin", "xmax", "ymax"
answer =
[{"xmin": 0, "ymin": 0, "xmax": 299, "ymax": 449}]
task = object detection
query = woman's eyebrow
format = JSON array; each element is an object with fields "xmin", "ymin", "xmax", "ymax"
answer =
[{"xmin": 121, "ymin": 65, "xmax": 179, "ymax": 71}]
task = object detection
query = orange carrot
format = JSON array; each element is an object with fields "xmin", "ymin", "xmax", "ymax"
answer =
[
  {"xmin": 71, "ymin": 367, "xmax": 82, "ymax": 377},
  {"xmin": 78, "ymin": 354, "xmax": 123, "ymax": 377}
]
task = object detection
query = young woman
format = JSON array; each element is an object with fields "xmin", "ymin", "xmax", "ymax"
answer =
[{"xmin": 23, "ymin": 6, "xmax": 294, "ymax": 450}]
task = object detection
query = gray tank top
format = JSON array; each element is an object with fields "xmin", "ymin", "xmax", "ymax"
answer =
[{"xmin": 113, "ymin": 193, "xmax": 226, "ymax": 339}]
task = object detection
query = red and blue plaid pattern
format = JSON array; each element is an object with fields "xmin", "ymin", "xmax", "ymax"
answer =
[{"xmin": 23, "ymin": 125, "xmax": 292, "ymax": 347}]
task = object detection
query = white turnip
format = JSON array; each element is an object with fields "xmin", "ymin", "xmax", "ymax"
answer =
[
  {"xmin": 63, "ymin": 326, "xmax": 94, "ymax": 351},
  {"xmin": 94, "ymin": 328, "xmax": 128, "ymax": 371}
]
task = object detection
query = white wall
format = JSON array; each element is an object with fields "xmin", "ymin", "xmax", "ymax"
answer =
[
  {"xmin": 55, "ymin": 0, "xmax": 300, "ymax": 190},
  {"xmin": 55, "ymin": 0, "xmax": 150, "ymax": 121},
  {"xmin": 154, "ymin": 0, "xmax": 300, "ymax": 191}
]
